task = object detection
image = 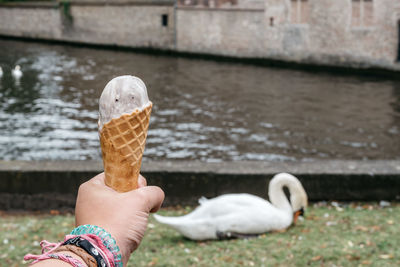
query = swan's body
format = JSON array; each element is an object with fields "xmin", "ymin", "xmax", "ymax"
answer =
[
  {"xmin": 154, "ymin": 173, "xmax": 307, "ymax": 240},
  {"xmin": 12, "ymin": 65, "xmax": 22, "ymax": 79}
]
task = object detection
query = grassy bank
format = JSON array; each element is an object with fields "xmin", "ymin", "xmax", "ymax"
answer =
[{"xmin": 1, "ymin": 202, "xmax": 399, "ymax": 266}]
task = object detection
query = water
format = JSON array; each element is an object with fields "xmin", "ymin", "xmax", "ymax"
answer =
[{"xmin": 0, "ymin": 39, "xmax": 399, "ymax": 162}]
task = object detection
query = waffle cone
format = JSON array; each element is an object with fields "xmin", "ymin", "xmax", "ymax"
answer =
[{"xmin": 100, "ymin": 103, "xmax": 152, "ymax": 192}]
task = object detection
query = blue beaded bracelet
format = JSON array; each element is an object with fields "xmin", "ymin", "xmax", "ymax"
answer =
[{"xmin": 70, "ymin": 225, "xmax": 122, "ymax": 267}]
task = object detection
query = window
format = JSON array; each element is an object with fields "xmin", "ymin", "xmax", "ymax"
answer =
[
  {"xmin": 397, "ymin": 20, "xmax": 400, "ymax": 61},
  {"xmin": 162, "ymin": 14, "xmax": 168, "ymax": 27},
  {"xmin": 290, "ymin": 0, "xmax": 309, "ymax": 24},
  {"xmin": 352, "ymin": 0, "xmax": 373, "ymax": 27}
]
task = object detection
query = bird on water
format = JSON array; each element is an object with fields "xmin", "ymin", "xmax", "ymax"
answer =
[{"xmin": 12, "ymin": 65, "xmax": 23, "ymax": 79}]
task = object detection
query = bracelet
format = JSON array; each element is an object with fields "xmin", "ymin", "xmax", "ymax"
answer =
[
  {"xmin": 54, "ymin": 245, "xmax": 97, "ymax": 267},
  {"xmin": 24, "ymin": 240, "xmax": 86, "ymax": 267},
  {"xmin": 71, "ymin": 225, "xmax": 122, "ymax": 267},
  {"xmin": 36, "ymin": 253, "xmax": 86, "ymax": 267},
  {"xmin": 63, "ymin": 236, "xmax": 108, "ymax": 267}
]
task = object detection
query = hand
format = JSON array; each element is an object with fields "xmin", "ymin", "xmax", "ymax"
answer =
[{"xmin": 75, "ymin": 173, "xmax": 164, "ymax": 266}]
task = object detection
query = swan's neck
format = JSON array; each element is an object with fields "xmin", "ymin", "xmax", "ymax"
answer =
[
  {"xmin": 268, "ymin": 173, "xmax": 306, "ymax": 216},
  {"xmin": 268, "ymin": 178, "xmax": 292, "ymax": 214}
]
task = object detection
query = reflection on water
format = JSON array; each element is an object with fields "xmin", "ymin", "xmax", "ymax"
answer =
[{"xmin": 0, "ymin": 39, "xmax": 399, "ymax": 162}]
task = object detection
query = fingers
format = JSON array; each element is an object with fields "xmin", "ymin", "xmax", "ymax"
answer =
[
  {"xmin": 88, "ymin": 173, "xmax": 164, "ymax": 213},
  {"xmin": 78, "ymin": 172, "xmax": 105, "ymax": 195},
  {"xmin": 138, "ymin": 174, "xmax": 147, "ymax": 188},
  {"xmin": 136, "ymin": 186, "xmax": 165, "ymax": 213},
  {"xmin": 90, "ymin": 173, "xmax": 146, "ymax": 190},
  {"xmin": 89, "ymin": 172, "xmax": 106, "ymax": 186}
]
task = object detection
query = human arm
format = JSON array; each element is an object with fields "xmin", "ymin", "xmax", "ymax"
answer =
[{"xmin": 30, "ymin": 173, "xmax": 164, "ymax": 266}]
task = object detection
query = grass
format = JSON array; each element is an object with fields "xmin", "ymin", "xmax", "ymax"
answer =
[{"xmin": 1, "ymin": 202, "xmax": 399, "ymax": 266}]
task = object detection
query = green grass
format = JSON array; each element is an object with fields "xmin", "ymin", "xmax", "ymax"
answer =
[{"xmin": 1, "ymin": 202, "xmax": 399, "ymax": 266}]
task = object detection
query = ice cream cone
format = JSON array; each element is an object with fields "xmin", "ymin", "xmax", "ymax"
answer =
[{"xmin": 100, "ymin": 103, "xmax": 152, "ymax": 192}]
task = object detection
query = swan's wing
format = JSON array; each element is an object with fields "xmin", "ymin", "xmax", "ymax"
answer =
[
  {"xmin": 199, "ymin": 194, "xmax": 273, "ymax": 210},
  {"xmin": 184, "ymin": 193, "xmax": 274, "ymax": 219},
  {"xmin": 215, "ymin": 207, "xmax": 292, "ymax": 234},
  {"xmin": 207, "ymin": 194, "xmax": 293, "ymax": 233},
  {"xmin": 153, "ymin": 214, "xmax": 218, "ymax": 240},
  {"xmin": 216, "ymin": 194, "xmax": 272, "ymax": 207}
]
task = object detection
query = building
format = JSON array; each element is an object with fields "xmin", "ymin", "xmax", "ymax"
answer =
[
  {"xmin": 0, "ymin": 0, "xmax": 399, "ymax": 71},
  {"xmin": 177, "ymin": 0, "xmax": 400, "ymax": 70}
]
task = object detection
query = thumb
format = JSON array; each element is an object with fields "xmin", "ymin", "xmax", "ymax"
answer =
[{"xmin": 133, "ymin": 186, "xmax": 165, "ymax": 213}]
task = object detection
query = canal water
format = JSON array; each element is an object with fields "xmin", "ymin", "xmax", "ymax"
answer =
[{"xmin": 0, "ymin": 39, "xmax": 399, "ymax": 162}]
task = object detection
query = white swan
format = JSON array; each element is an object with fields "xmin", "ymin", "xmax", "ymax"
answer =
[
  {"xmin": 154, "ymin": 172, "xmax": 308, "ymax": 240},
  {"xmin": 12, "ymin": 65, "xmax": 23, "ymax": 79},
  {"xmin": 0, "ymin": 66, "xmax": 3, "ymax": 78}
]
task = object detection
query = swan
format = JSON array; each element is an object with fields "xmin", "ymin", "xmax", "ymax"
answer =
[
  {"xmin": 154, "ymin": 172, "xmax": 308, "ymax": 240},
  {"xmin": 0, "ymin": 66, "xmax": 3, "ymax": 78},
  {"xmin": 12, "ymin": 65, "xmax": 23, "ymax": 79}
]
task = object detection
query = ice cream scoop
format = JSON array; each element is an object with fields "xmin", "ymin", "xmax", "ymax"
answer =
[
  {"xmin": 98, "ymin": 75, "xmax": 152, "ymax": 192},
  {"xmin": 99, "ymin": 75, "xmax": 150, "ymax": 130}
]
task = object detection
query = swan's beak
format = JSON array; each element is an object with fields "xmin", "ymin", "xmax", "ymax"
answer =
[{"xmin": 293, "ymin": 207, "xmax": 305, "ymax": 224}]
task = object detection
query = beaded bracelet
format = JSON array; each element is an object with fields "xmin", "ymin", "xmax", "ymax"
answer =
[{"xmin": 71, "ymin": 225, "xmax": 122, "ymax": 267}]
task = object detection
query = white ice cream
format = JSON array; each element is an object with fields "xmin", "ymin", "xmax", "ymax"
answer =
[{"xmin": 98, "ymin": 75, "xmax": 150, "ymax": 130}]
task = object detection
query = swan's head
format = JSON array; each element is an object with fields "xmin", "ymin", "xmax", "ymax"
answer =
[
  {"xmin": 15, "ymin": 65, "xmax": 21, "ymax": 71},
  {"xmin": 289, "ymin": 179, "xmax": 307, "ymax": 224}
]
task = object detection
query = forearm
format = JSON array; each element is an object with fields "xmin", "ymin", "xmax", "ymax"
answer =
[{"xmin": 25, "ymin": 173, "xmax": 164, "ymax": 267}]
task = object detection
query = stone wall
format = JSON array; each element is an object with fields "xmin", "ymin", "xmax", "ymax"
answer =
[
  {"xmin": 176, "ymin": 0, "xmax": 400, "ymax": 69},
  {"xmin": 66, "ymin": 2, "xmax": 175, "ymax": 48},
  {"xmin": 176, "ymin": 8, "xmax": 266, "ymax": 57},
  {"xmin": 1, "ymin": 160, "xmax": 400, "ymax": 209},
  {"xmin": 265, "ymin": 0, "xmax": 400, "ymax": 68},
  {"xmin": 271, "ymin": 0, "xmax": 400, "ymax": 67},
  {"xmin": 0, "ymin": 1, "xmax": 175, "ymax": 49},
  {"xmin": 0, "ymin": 3, "xmax": 62, "ymax": 39}
]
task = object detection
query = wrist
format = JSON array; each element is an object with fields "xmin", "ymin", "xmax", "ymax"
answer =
[
  {"xmin": 70, "ymin": 225, "xmax": 123, "ymax": 266},
  {"xmin": 104, "ymin": 230, "xmax": 129, "ymax": 266},
  {"xmin": 25, "ymin": 226, "xmax": 123, "ymax": 267},
  {"xmin": 63, "ymin": 236, "xmax": 111, "ymax": 267}
]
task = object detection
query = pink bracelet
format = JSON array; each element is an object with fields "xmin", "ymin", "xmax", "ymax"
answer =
[
  {"xmin": 24, "ymin": 235, "xmax": 116, "ymax": 267},
  {"xmin": 24, "ymin": 240, "xmax": 85, "ymax": 266}
]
